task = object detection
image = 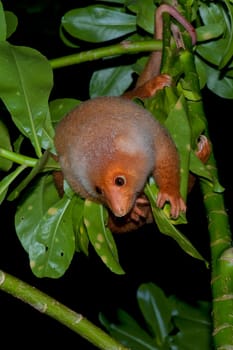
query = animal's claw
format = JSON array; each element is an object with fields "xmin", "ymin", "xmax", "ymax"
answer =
[{"xmin": 157, "ymin": 191, "xmax": 186, "ymax": 218}]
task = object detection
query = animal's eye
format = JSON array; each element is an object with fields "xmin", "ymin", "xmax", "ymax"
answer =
[
  {"xmin": 114, "ymin": 176, "xmax": 126, "ymax": 187},
  {"xmin": 95, "ymin": 186, "xmax": 102, "ymax": 194}
]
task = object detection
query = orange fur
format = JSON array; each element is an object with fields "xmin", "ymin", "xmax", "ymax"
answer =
[{"xmin": 54, "ymin": 96, "xmax": 186, "ymax": 232}]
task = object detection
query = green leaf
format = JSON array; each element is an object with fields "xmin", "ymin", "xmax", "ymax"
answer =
[
  {"xmin": 126, "ymin": 0, "xmax": 155, "ymax": 34},
  {"xmin": 71, "ymin": 196, "xmax": 89, "ymax": 255},
  {"xmin": 171, "ymin": 318, "xmax": 212, "ymax": 349},
  {"xmin": 198, "ymin": 2, "xmax": 225, "ymax": 26},
  {"xmin": 196, "ymin": 2, "xmax": 232, "ymax": 69},
  {"xmin": 15, "ymin": 174, "xmax": 59, "ymax": 251},
  {"xmin": 145, "ymin": 182, "xmax": 208, "ymax": 265},
  {"xmin": 89, "ymin": 65, "xmax": 134, "ymax": 97},
  {"xmin": 13, "ymin": 134, "xmax": 24, "ymax": 153},
  {"xmin": 0, "ymin": 165, "xmax": 26, "ymax": 204},
  {"xmin": 59, "ymin": 24, "xmax": 80, "ymax": 48},
  {"xmin": 5, "ymin": 11, "xmax": 18, "ymax": 39},
  {"xmin": 219, "ymin": 0, "xmax": 233, "ymax": 69},
  {"xmin": 98, "ymin": 0, "xmax": 125, "ymax": 3},
  {"xmin": 205, "ymin": 63, "xmax": 233, "ymax": 99},
  {"xmin": 83, "ymin": 200, "xmax": 124, "ymax": 274},
  {"xmin": 164, "ymin": 95, "xmax": 191, "ymax": 200},
  {"xmin": 196, "ymin": 24, "xmax": 224, "ymax": 42},
  {"xmin": 133, "ymin": 56, "xmax": 150, "ymax": 76},
  {"xmin": 137, "ymin": 283, "xmax": 173, "ymax": 343},
  {"xmin": 179, "ymin": 50, "xmax": 202, "ymax": 101},
  {"xmin": 49, "ymin": 98, "xmax": 80, "ymax": 125},
  {"xmin": 189, "ymin": 150, "xmax": 212, "ymax": 181},
  {"xmin": 61, "ymin": 5, "xmax": 136, "ymax": 43},
  {"xmin": 76, "ymin": 219, "xmax": 89, "ymax": 256},
  {"xmin": 169, "ymin": 297, "xmax": 212, "ymax": 348},
  {"xmin": 0, "ymin": 42, "xmax": 54, "ymax": 157},
  {"xmin": 15, "ymin": 174, "xmax": 75, "ymax": 278},
  {"xmin": 100, "ymin": 283, "xmax": 212, "ymax": 349},
  {"xmin": 169, "ymin": 296, "xmax": 211, "ymax": 325},
  {"xmin": 145, "ymin": 87, "xmax": 175, "ymax": 125},
  {"xmin": 0, "ymin": 119, "xmax": 13, "ymax": 171},
  {"xmin": 0, "ymin": 1, "xmax": 6, "ymax": 40},
  {"xmin": 146, "ymin": 92, "xmax": 191, "ymax": 201},
  {"xmin": 30, "ymin": 195, "xmax": 75, "ymax": 278},
  {"xmin": 100, "ymin": 309, "xmax": 157, "ymax": 350},
  {"xmin": 186, "ymin": 101, "xmax": 207, "ymax": 145},
  {"xmin": 7, "ymin": 150, "xmax": 50, "ymax": 201}
]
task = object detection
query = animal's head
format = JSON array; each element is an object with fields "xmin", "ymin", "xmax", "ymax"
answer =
[{"xmin": 90, "ymin": 153, "xmax": 152, "ymax": 217}]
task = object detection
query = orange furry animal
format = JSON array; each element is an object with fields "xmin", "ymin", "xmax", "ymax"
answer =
[{"xmin": 54, "ymin": 96, "xmax": 186, "ymax": 232}]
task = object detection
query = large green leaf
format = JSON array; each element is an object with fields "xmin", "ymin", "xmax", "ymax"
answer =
[
  {"xmin": 137, "ymin": 283, "xmax": 173, "ymax": 344},
  {"xmin": 49, "ymin": 98, "xmax": 80, "ymax": 125},
  {"xmin": 196, "ymin": 24, "xmax": 224, "ymax": 42},
  {"xmin": 0, "ymin": 42, "xmax": 54, "ymax": 157},
  {"xmin": 205, "ymin": 63, "xmax": 233, "ymax": 99},
  {"xmin": 100, "ymin": 309, "xmax": 157, "ymax": 350},
  {"xmin": 89, "ymin": 65, "xmax": 134, "ymax": 97},
  {"xmin": 15, "ymin": 174, "xmax": 75, "ymax": 278},
  {"xmin": 0, "ymin": 0, "xmax": 6, "ymax": 40},
  {"xmin": 83, "ymin": 199, "xmax": 124, "ymax": 274},
  {"xmin": 126, "ymin": 0, "xmax": 155, "ymax": 34},
  {"xmin": 185, "ymin": 99, "xmax": 207, "ymax": 143},
  {"xmin": 196, "ymin": 2, "xmax": 233, "ymax": 69},
  {"xmin": 29, "ymin": 195, "xmax": 75, "ymax": 278},
  {"xmin": 5, "ymin": 11, "xmax": 18, "ymax": 39},
  {"xmin": 100, "ymin": 282, "xmax": 211, "ymax": 349},
  {"xmin": 144, "ymin": 181, "xmax": 208, "ymax": 265},
  {"xmin": 147, "ymin": 92, "xmax": 191, "ymax": 200},
  {"xmin": 197, "ymin": 39, "xmax": 228, "ymax": 67},
  {"xmin": 61, "ymin": 5, "xmax": 136, "ymax": 43},
  {"xmin": 98, "ymin": 0, "xmax": 125, "ymax": 3},
  {"xmin": 169, "ymin": 296, "xmax": 211, "ymax": 324},
  {"xmin": 164, "ymin": 94, "xmax": 191, "ymax": 199},
  {"xmin": 171, "ymin": 318, "xmax": 212, "ymax": 349},
  {"xmin": 189, "ymin": 150, "xmax": 212, "ymax": 179}
]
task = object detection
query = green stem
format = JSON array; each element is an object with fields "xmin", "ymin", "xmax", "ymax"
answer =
[
  {"xmin": 159, "ymin": 4, "xmax": 233, "ymax": 347},
  {"xmin": 200, "ymin": 158, "xmax": 233, "ymax": 348},
  {"xmin": 0, "ymin": 147, "xmax": 37, "ymax": 167},
  {"xmin": 7, "ymin": 150, "xmax": 51, "ymax": 201},
  {"xmin": 0, "ymin": 270, "xmax": 130, "ymax": 350},
  {"xmin": 0, "ymin": 164, "xmax": 27, "ymax": 202},
  {"xmin": 50, "ymin": 40, "xmax": 162, "ymax": 69},
  {"xmin": 177, "ymin": 26, "xmax": 233, "ymax": 348}
]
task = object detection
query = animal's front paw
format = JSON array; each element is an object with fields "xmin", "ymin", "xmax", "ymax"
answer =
[
  {"xmin": 129, "ymin": 195, "xmax": 153, "ymax": 223},
  {"xmin": 156, "ymin": 191, "xmax": 186, "ymax": 218},
  {"xmin": 144, "ymin": 74, "xmax": 171, "ymax": 97}
]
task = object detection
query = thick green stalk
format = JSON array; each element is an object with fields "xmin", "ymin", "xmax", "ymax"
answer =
[
  {"xmin": 160, "ymin": 5, "xmax": 233, "ymax": 348},
  {"xmin": 50, "ymin": 40, "xmax": 162, "ymax": 69},
  {"xmin": 178, "ymin": 34, "xmax": 233, "ymax": 350},
  {"xmin": 200, "ymin": 159, "xmax": 233, "ymax": 348},
  {"xmin": 0, "ymin": 270, "xmax": 130, "ymax": 350}
]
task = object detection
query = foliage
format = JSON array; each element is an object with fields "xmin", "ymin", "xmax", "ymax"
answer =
[
  {"xmin": 0, "ymin": 0, "xmax": 233, "ymax": 348},
  {"xmin": 1, "ymin": 0, "xmax": 226, "ymax": 278},
  {"xmin": 100, "ymin": 282, "xmax": 212, "ymax": 350}
]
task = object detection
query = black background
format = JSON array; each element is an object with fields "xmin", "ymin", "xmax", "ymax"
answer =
[{"xmin": 0, "ymin": 1, "xmax": 232, "ymax": 348}]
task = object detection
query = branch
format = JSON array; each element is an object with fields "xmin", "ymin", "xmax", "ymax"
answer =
[
  {"xmin": 0, "ymin": 147, "xmax": 37, "ymax": 167},
  {"xmin": 0, "ymin": 270, "xmax": 130, "ymax": 350},
  {"xmin": 49, "ymin": 40, "xmax": 162, "ymax": 69}
]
